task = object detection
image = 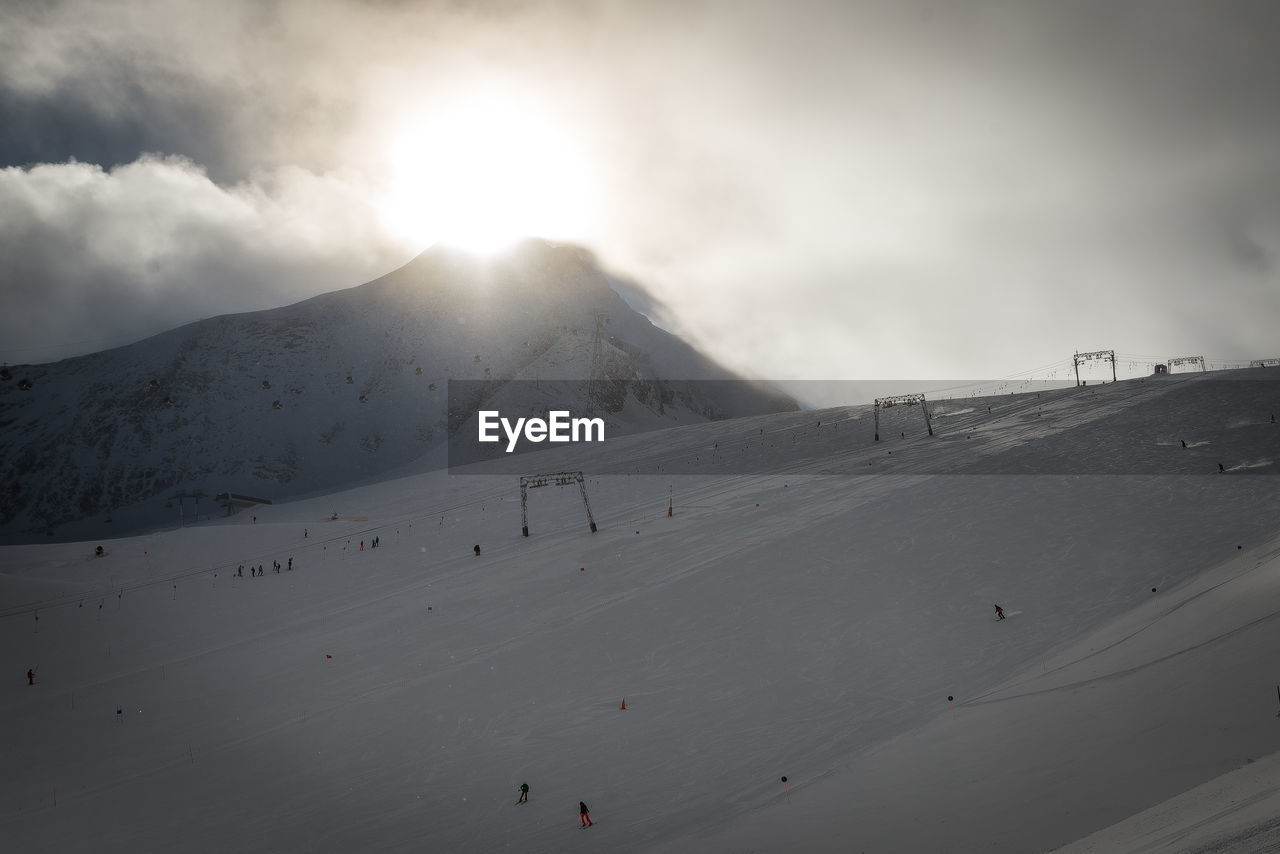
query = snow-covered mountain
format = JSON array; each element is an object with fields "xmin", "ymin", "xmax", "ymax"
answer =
[
  {"xmin": 0, "ymin": 240, "xmax": 795, "ymax": 543},
  {"xmin": 1, "ymin": 369, "xmax": 1278, "ymax": 853}
]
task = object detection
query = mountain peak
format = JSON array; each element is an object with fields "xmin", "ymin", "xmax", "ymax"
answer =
[
  {"xmin": 0, "ymin": 245, "xmax": 794, "ymax": 542},
  {"xmin": 372, "ymin": 237, "xmax": 613, "ymax": 307}
]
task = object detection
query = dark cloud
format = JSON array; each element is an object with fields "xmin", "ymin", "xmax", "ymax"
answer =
[{"xmin": 0, "ymin": 81, "xmax": 239, "ymax": 180}]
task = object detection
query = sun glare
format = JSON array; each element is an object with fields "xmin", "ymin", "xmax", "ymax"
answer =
[{"xmin": 379, "ymin": 93, "xmax": 595, "ymax": 255}]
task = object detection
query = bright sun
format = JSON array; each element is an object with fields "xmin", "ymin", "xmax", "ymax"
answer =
[{"xmin": 379, "ymin": 93, "xmax": 595, "ymax": 255}]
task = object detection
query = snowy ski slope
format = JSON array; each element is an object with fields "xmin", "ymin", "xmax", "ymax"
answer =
[{"xmin": 2, "ymin": 369, "xmax": 1278, "ymax": 852}]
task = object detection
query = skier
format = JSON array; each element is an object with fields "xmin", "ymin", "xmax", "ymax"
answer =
[
  {"xmin": 288, "ymin": 557, "xmax": 293, "ymax": 571},
  {"xmin": 579, "ymin": 801, "xmax": 593, "ymax": 827},
  {"xmin": 27, "ymin": 668, "xmax": 34, "ymax": 685},
  {"xmin": 473, "ymin": 544, "xmax": 481, "ymax": 556},
  {"xmin": 994, "ymin": 604, "xmax": 1006, "ymax": 620},
  {"xmin": 518, "ymin": 782, "xmax": 529, "ymax": 803}
]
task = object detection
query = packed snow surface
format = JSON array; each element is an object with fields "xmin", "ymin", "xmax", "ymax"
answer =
[{"xmin": 3, "ymin": 369, "xmax": 1279, "ymax": 852}]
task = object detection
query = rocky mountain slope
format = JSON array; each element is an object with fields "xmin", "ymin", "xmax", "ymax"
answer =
[{"xmin": 0, "ymin": 240, "xmax": 795, "ymax": 542}]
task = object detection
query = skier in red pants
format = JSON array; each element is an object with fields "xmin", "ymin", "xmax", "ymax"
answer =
[{"xmin": 579, "ymin": 801, "xmax": 593, "ymax": 827}]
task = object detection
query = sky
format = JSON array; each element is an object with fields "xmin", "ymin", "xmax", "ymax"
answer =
[{"xmin": 1, "ymin": 0, "xmax": 1277, "ymax": 380}]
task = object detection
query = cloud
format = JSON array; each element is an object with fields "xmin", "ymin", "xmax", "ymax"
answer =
[
  {"xmin": 0, "ymin": 156, "xmax": 409, "ymax": 363},
  {"xmin": 1, "ymin": 0, "xmax": 1278, "ymax": 377},
  {"xmin": 577, "ymin": 1, "xmax": 1280, "ymax": 377}
]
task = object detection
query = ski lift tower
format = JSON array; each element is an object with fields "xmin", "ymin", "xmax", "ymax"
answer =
[
  {"xmin": 169, "ymin": 490, "xmax": 208, "ymax": 526},
  {"xmin": 873, "ymin": 394, "xmax": 933, "ymax": 441},
  {"xmin": 1167, "ymin": 356, "xmax": 1207, "ymax": 374},
  {"xmin": 1073, "ymin": 350, "xmax": 1116, "ymax": 386},
  {"xmin": 519, "ymin": 471, "xmax": 598, "ymax": 537},
  {"xmin": 586, "ymin": 310, "xmax": 609, "ymax": 417}
]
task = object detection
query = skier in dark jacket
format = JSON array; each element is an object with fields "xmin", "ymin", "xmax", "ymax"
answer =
[
  {"xmin": 994, "ymin": 604, "xmax": 1005, "ymax": 620},
  {"xmin": 518, "ymin": 782, "xmax": 528, "ymax": 803},
  {"xmin": 579, "ymin": 801, "xmax": 593, "ymax": 827}
]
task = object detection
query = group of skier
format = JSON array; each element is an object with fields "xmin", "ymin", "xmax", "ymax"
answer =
[{"xmin": 235, "ymin": 558, "xmax": 292, "ymax": 577}]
